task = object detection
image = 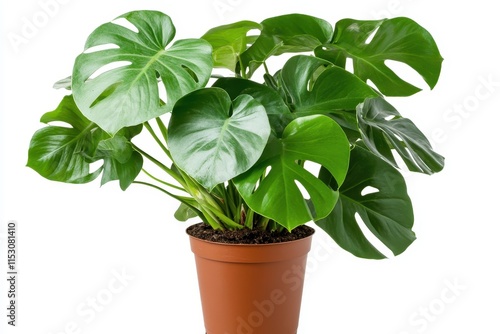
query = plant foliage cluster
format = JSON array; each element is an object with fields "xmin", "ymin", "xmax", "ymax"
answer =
[{"xmin": 28, "ymin": 11, "xmax": 444, "ymax": 258}]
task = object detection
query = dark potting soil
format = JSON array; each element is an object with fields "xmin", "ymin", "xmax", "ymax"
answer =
[{"xmin": 186, "ymin": 222, "xmax": 314, "ymax": 244}]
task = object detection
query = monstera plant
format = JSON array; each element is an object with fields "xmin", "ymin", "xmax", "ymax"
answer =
[{"xmin": 27, "ymin": 11, "xmax": 443, "ymax": 259}]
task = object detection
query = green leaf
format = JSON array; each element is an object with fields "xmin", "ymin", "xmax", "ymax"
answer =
[
  {"xmin": 357, "ymin": 97, "xmax": 444, "ymax": 174},
  {"xmin": 240, "ymin": 14, "xmax": 333, "ymax": 78},
  {"xmin": 317, "ymin": 17, "xmax": 443, "ymax": 96},
  {"xmin": 316, "ymin": 146, "xmax": 415, "ymax": 259},
  {"xmin": 174, "ymin": 202, "xmax": 199, "ymax": 222},
  {"xmin": 280, "ymin": 55, "xmax": 379, "ymax": 114},
  {"xmin": 95, "ymin": 135, "xmax": 132, "ymax": 163},
  {"xmin": 212, "ymin": 77, "xmax": 292, "ymax": 136},
  {"xmin": 234, "ymin": 115, "xmax": 350, "ymax": 231},
  {"xmin": 27, "ymin": 95, "xmax": 101, "ymax": 183},
  {"xmin": 102, "ymin": 151, "xmax": 143, "ymax": 190},
  {"xmin": 53, "ymin": 76, "xmax": 72, "ymax": 90},
  {"xmin": 93, "ymin": 130, "xmax": 144, "ymax": 190},
  {"xmin": 27, "ymin": 95, "xmax": 143, "ymax": 189},
  {"xmin": 168, "ymin": 88, "xmax": 271, "ymax": 190},
  {"xmin": 325, "ymin": 112, "xmax": 360, "ymax": 143},
  {"xmin": 201, "ymin": 20, "xmax": 261, "ymax": 72},
  {"xmin": 72, "ymin": 10, "xmax": 213, "ymax": 134}
]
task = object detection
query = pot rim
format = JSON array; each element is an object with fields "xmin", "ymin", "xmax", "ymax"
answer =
[{"xmin": 185, "ymin": 224, "xmax": 315, "ymax": 248}]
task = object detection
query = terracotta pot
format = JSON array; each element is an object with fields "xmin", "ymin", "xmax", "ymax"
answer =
[{"xmin": 188, "ymin": 229, "xmax": 314, "ymax": 334}]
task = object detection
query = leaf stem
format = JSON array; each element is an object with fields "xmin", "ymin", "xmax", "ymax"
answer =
[
  {"xmin": 259, "ymin": 216, "xmax": 270, "ymax": 230},
  {"xmin": 144, "ymin": 121, "xmax": 172, "ymax": 159},
  {"xmin": 131, "ymin": 143, "xmax": 186, "ymax": 188},
  {"xmin": 142, "ymin": 168, "xmax": 186, "ymax": 192},
  {"xmin": 238, "ymin": 55, "xmax": 248, "ymax": 79},
  {"xmin": 244, "ymin": 208, "xmax": 254, "ymax": 229},
  {"xmin": 263, "ymin": 61, "xmax": 270, "ymax": 76},
  {"xmin": 176, "ymin": 167, "xmax": 242, "ymax": 230},
  {"xmin": 132, "ymin": 181, "xmax": 191, "ymax": 203},
  {"xmin": 155, "ymin": 117, "xmax": 169, "ymax": 145}
]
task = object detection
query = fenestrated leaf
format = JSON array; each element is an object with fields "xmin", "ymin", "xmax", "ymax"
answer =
[
  {"xmin": 168, "ymin": 88, "xmax": 271, "ymax": 190},
  {"xmin": 212, "ymin": 77, "xmax": 292, "ymax": 136},
  {"xmin": 316, "ymin": 17, "xmax": 443, "ymax": 96},
  {"xmin": 72, "ymin": 10, "xmax": 213, "ymax": 134},
  {"xmin": 240, "ymin": 14, "xmax": 333, "ymax": 78},
  {"xmin": 27, "ymin": 95, "xmax": 101, "ymax": 183},
  {"xmin": 234, "ymin": 115, "xmax": 350, "ymax": 231},
  {"xmin": 357, "ymin": 97, "xmax": 444, "ymax": 174},
  {"xmin": 280, "ymin": 55, "xmax": 379, "ymax": 115},
  {"xmin": 315, "ymin": 145, "xmax": 415, "ymax": 259},
  {"xmin": 202, "ymin": 20, "xmax": 261, "ymax": 72},
  {"xmin": 27, "ymin": 95, "xmax": 143, "ymax": 189}
]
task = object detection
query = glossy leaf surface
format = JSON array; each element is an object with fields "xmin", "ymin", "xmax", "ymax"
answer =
[
  {"xmin": 316, "ymin": 146, "xmax": 415, "ymax": 259},
  {"xmin": 357, "ymin": 97, "xmax": 444, "ymax": 174},
  {"xmin": 212, "ymin": 77, "xmax": 292, "ymax": 136},
  {"xmin": 240, "ymin": 14, "xmax": 333, "ymax": 77},
  {"xmin": 317, "ymin": 18, "xmax": 443, "ymax": 96},
  {"xmin": 234, "ymin": 115, "xmax": 350, "ymax": 230},
  {"xmin": 72, "ymin": 10, "xmax": 213, "ymax": 134},
  {"xmin": 280, "ymin": 55, "xmax": 379, "ymax": 115},
  {"xmin": 27, "ymin": 95, "xmax": 142, "ymax": 189},
  {"xmin": 202, "ymin": 20, "xmax": 261, "ymax": 71},
  {"xmin": 168, "ymin": 88, "xmax": 271, "ymax": 190}
]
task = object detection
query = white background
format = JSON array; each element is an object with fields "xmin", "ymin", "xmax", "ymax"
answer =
[{"xmin": 1, "ymin": 0, "xmax": 499, "ymax": 333}]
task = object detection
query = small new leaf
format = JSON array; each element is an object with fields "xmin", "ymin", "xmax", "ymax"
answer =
[{"xmin": 202, "ymin": 20, "xmax": 261, "ymax": 72}]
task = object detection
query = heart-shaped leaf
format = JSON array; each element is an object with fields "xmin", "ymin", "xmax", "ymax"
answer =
[
  {"xmin": 72, "ymin": 10, "xmax": 213, "ymax": 134},
  {"xmin": 357, "ymin": 97, "xmax": 444, "ymax": 174},
  {"xmin": 316, "ymin": 17, "xmax": 443, "ymax": 96},
  {"xmin": 240, "ymin": 14, "xmax": 333, "ymax": 78},
  {"xmin": 234, "ymin": 115, "xmax": 350, "ymax": 231},
  {"xmin": 212, "ymin": 77, "xmax": 292, "ymax": 137},
  {"xmin": 280, "ymin": 55, "xmax": 379, "ymax": 115},
  {"xmin": 315, "ymin": 145, "xmax": 415, "ymax": 259},
  {"xmin": 168, "ymin": 88, "xmax": 271, "ymax": 190},
  {"xmin": 27, "ymin": 95, "xmax": 143, "ymax": 189},
  {"xmin": 202, "ymin": 20, "xmax": 261, "ymax": 72}
]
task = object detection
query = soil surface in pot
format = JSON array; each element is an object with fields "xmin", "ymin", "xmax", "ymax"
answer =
[{"xmin": 187, "ymin": 223, "xmax": 314, "ymax": 244}]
